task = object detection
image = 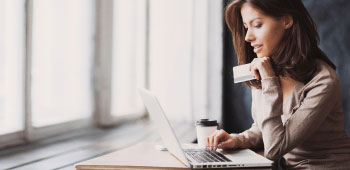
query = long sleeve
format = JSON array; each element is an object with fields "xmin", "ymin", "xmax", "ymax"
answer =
[
  {"xmin": 231, "ymin": 122, "xmax": 263, "ymax": 150},
  {"xmin": 258, "ymin": 74, "xmax": 339, "ymax": 160}
]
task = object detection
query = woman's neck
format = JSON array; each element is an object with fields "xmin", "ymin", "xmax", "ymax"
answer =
[{"xmin": 279, "ymin": 76, "xmax": 297, "ymax": 102}]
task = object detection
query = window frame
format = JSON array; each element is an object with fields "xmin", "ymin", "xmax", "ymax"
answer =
[
  {"xmin": 94, "ymin": 0, "xmax": 147, "ymax": 127},
  {"xmin": 0, "ymin": 0, "xmax": 148, "ymax": 148},
  {"xmin": 0, "ymin": 0, "xmax": 223, "ymax": 148}
]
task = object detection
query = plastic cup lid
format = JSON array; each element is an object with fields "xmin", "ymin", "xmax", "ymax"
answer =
[{"xmin": 195, "ymin": 119, "xmax": 218, "ymax": 126}]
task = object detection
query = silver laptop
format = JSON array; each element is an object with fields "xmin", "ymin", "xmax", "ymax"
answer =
[{"xmin": 139, "ymin": 88, "xmax": 273, "ymax": 169}]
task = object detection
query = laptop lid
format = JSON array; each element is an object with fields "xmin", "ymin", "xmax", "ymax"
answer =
[{"xmin": 138, "ymin": 88, "xmax": 191, "ymax": 167}]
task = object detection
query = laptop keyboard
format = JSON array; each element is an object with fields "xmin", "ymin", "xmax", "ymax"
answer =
[{"xmin": 184, "ymin": 149, "xmax": 232, "ymax": 163}]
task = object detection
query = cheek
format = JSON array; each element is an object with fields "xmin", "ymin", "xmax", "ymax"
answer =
[{"xmin": 261, "ymin": 27, "xmax": 284, "ymax": 56}]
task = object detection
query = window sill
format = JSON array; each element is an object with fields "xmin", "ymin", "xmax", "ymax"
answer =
[{"xmin": 0, "ymin": 118, "xmax": 196, "ymax": 170}]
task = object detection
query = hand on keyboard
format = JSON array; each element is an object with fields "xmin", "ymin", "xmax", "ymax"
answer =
[{"xmin": 206, "ymin": 129, "xmax": 238, "ymax": 151}]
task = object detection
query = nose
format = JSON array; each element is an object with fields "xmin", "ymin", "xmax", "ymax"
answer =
[{"xmin": 244, "ymin": 29, "xmax": 254, "ymax": 42}]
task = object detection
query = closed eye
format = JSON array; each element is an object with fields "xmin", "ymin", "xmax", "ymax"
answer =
[{"xmin": 254, "ymin": 24, "xmax": 262, "ymax": 28}]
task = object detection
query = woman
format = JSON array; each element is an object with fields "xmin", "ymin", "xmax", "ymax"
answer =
[{"xmin": 206, "ymin": 0, "xmax": 350, "ymax": 169}]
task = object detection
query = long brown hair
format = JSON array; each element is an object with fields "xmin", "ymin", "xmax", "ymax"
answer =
[{"xmin": 225, "ymin": 0, "xmax": 336, "ymax": 88}]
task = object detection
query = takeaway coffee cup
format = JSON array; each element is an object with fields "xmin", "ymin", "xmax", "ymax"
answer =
[{"xmin": 195, "ymin": 119, "xmax": 218, "ymax": 148}]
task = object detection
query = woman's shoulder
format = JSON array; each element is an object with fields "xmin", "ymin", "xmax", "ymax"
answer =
[
  {"xmin": 304, "ymin": 59, "xmax": 339, "ymax": 90},
  {"xmin": 316, "ymin": 59, "xmax": 337, "ymax": 78}
]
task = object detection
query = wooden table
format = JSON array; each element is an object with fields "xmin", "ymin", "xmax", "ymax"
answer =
[{"xmin": 75, "ymin": 142, "xmax": 273, "ymax": 170}]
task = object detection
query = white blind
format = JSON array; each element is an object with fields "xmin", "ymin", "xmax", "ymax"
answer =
[
  {"xmin": 31, "ymin": 0, "xmax": 94, "ymax": 127},
  {"xmin": 149, "ymin": 0, "xmax": 194, "ymax": 121},
  {"xmin": 0, "ymin": 0, "xmax": 25, "ymax": 135},
  {"xmin": 111, "ymin": 0, "xmax": 146, "ymax": 116},
  {"xmin": 148, "ymin": 0, "xmax": 223, "ymax": 123}
]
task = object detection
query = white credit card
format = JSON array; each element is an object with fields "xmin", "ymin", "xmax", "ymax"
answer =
[{"xmin": 232, "ymin": 64, "xmax": 256, "ymax": 83}]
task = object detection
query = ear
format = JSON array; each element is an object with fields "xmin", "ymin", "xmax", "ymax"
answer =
[{"xmin": 283, "ymin": 15, "xmax": 293, "ymax": 29}]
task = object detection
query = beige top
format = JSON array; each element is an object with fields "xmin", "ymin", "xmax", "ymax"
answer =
[{"xmin": 232, "ymin": 60, "xmax": 350, "ymax": 170}]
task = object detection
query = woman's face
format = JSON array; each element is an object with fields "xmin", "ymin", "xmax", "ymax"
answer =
[{"xmin": 241, "ymin": 3, "xmax": 289, "ymax": 58}]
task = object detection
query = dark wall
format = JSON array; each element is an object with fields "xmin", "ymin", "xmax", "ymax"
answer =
[
  {"xmin": 222, "ymin": 0, "xmax": 253, "ymax": 133},
  {"xmin": 222, "ymin": 0, "xmax": 350, "ymax": 135}
]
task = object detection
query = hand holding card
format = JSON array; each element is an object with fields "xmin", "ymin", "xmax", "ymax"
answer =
[{"xmin": 232, "ymin": 64, "xmax": 257, "ymax": 83}]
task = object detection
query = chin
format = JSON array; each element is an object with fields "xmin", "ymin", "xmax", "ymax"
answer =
[{"xmin": 257, "ymin": 54, "xmax": 264, "ymax": 58}]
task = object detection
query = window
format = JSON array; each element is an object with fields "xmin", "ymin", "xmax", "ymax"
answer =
[
  {"xmin": 148, "ymin": 0, "xmax": 223, "ymax": 123},
  {"xmin": 0, "ymin": 0, "xmax": 223, "ymax": 148},
  {"xmin": 31, "ymin": 0, "xmax": 94, "ymax": 127},
  {"xmin": 148, "ymin": 0, "xmax": 197, "ymax": 121},
  {"xmin": 0, "ymin": 0, "xmax": 148, "ymax": 147},
  {"xmin": 0, "ymin": 0, "xmax": 25, "ymax": 135},
  {"xmin": 111, "ymin": 0, "xmax": 147, "ymax": 117}
]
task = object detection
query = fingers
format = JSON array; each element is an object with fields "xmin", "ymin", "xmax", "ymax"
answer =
[
  {"xmin": 206, "ymin": 131, "xmax": 215, "ymax": 150},
  {"xmin": 213, "ymin": 130, "xmax": 226, "ymax": 150},
  {"xmin": 205, "ymin": 132, "xmax": 213, "ymax": 150},
  {"xmin": 249, "ymin": 57, "xmax": 274, "ymax": 80},
  {"xmin": 206, "ymin": 135, "xmax": 210, "ymax": 149},
  {"xmin": 250, "ymin": 59, "xmax": 261, "ymax": 80},
  {"xmin": 206, "ymin": 130, "xmax": 227, "ymax": 151},
  {"xmin": 207, "ymin": 131, "xmax": 217, "ymax": 150}
]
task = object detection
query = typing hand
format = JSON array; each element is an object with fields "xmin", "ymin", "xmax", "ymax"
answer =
[{"xmin": 206, "ymin": 129, "xmax": 237, "ymax": 151}]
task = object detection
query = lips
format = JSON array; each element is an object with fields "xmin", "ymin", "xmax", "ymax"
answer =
[{"xmin": 252, "ymin": 45, "xmax": 262, "ymax": 53}]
